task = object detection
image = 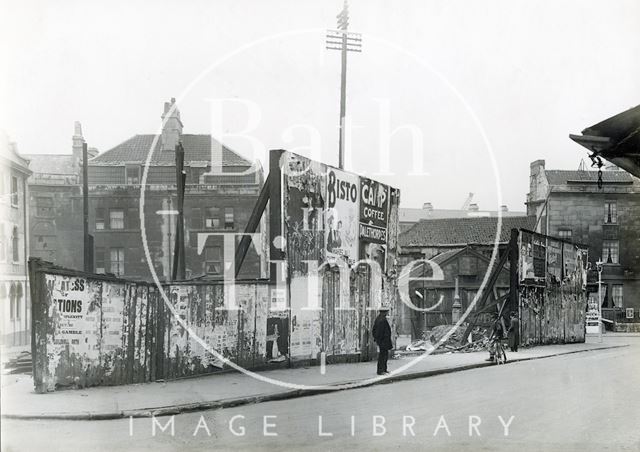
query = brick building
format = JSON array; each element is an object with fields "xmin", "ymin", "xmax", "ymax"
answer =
[
  {"xmin": 526, "ymin": 160, "xmax": 640, "ymax": 327},
  {"xmin": 86, "ymin": 98, "xmax": 265, "ymax": 281},
  {"xmin": 0, "ymin": 135, "xmax": 32, "ymax": 346}
]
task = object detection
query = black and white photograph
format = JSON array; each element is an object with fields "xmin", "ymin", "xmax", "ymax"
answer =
[{"xmin": 1, "ymin": 1, "xmax": 639, "ymax": 450}]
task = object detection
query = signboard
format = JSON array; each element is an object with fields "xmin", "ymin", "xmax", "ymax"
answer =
[
  {"xmin": 626, "ymin": 308, "xmax": 635, "ymax": 319},
  {"xmin": 325, "ymin": 167, "xmax": 359, "ymax": 265},
  {"xmin": 546, "ymin": 239, "xmax": 562, "ymax": 282},
  {"xmin": 359, "ymin": 177, "xmax": 389, "ymax": 244}
]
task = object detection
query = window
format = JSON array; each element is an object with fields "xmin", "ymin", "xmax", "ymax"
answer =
[
  {"xmin": 109, "ymin": 209, "xmax": 124, "ymax": 230},
  {"xmin": 11, "ymin": 227, "xmax": 19, "ymax": 263},
  {"xmin": 126, "ymin": 165, "xmax": 140, "ymax": 185},
  {"xmin": 127, "ymin": 208, "xmax": 139, "ymax": 230},
  {"xmin": 602, "ymin": 240, "xmax": 619, "ymax": 264},
  {"xmin": 110, "ymin": 248, "xmax": 124, "ymax": 276},
  {"xmin": 604, "ymin": 201, "xmax": 617, "ymax": 224},
  {"xmin": 191, "ymin": 208, "xmax": 203, "ymax": 229},
  {"xmin": 612, "ymin": 285, "xmax": 623, "ymax": 308},
  {"xmin": 11, "ymin": 176, "xmax": 18, "ymax": 207},
  {"xmin": 95, "ymin": 208, "xmax": 105, "ymax": 230},
  {"xmin": 204, "ymin": 246, "xmax": 222, "ymax": 275},
  {"xmin": 95, "ymin": 248, "xmax": 105, "ymax": 274},
  {"xmin": 205, "ymin": 208, "xmax": 220, "ymax": 229},
  {"xmin": 558, "ymin": 229, "xmax": 572, "ymax": 240},
  {"xmin": 224, "ymin": 207, "xmax": 235, "ymax": 229}
]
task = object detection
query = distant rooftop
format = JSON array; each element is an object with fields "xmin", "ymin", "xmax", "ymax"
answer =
[
  {"xmin": 90, "ymin": 134, "xmax": 252, "ymax": 167},
  {"xmin": 399, "ymin": 215, "xmax": 536, "ymax": 248},
  {"xmin": 544, "ymin": 169, "xmax": 636, "ymax": 185}
]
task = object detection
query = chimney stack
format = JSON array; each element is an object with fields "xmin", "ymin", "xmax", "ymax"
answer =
[
  {"xmin": 468, "ymin": 203, "xmax": 479, "ymax": 212},
  {"xmin": 422, "ymin": 202, "xmax": 433, "ymax": 211},
  {"xmin": 161, "ymin": 97, "xmax": 183, "ymax": 151},
  {"xmin": 501, "ymin": 205, "xmax": 509, "ymax": 212},
  {"xmin": 72, "ymin": 121, "xmax": 85, "ymax": 172}
]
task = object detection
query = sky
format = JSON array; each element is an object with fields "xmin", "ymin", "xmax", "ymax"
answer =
[{"xmin": 1, "ymin": 0, "xmax": 639, "ymax": 212}]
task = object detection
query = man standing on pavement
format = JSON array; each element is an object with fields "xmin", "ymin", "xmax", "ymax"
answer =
[
  {"xmin": 508, "ymin": 311, "xmax": 520, "ymax": 352},
  {"xmin": 372, "ymin": 308, "xmax": 392, "ymax": 375}
]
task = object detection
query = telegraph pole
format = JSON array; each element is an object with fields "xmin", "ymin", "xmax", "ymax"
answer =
[
  {"xmin": 326, "ymin": 0, "xmax": 362, "ymax": 169},
  {"xmin": 172, "ymin": 142, "xmax": 186, "ymax": 281},
  {"xmin": 82, "ymin": 142, "xmax": 93, "ymax": 273}
]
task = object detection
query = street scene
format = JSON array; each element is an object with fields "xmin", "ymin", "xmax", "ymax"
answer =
[{"xmin": 1, "ymin": 1, "xmax": 639, "ymax": 451}]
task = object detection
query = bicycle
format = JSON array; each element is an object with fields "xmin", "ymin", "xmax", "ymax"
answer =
[{"xmin": 493, "ymin": 337, "xmax": 507, "ymax": 365}]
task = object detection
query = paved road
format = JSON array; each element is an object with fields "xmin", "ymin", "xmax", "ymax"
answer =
[{"xmin": 3, "ymin": 336, "xmax": 639, "ymax": 451}]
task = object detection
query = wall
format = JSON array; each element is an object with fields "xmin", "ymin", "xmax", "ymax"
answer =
[
  {"xmin": 518, "ymin": 230, "xmax": 587, "ymax": 345},
  {"xmin": 546, "ymin": 191, "xmax": 640, "ymax": 313},
  {"xmin": 1, "ymin": 153, "xmax": 31, "ymax": 346},
  {"xmin": 29, "ymin": 259, "xmax": 273, "ymax": 392},
  {"xmin": 89, "ymin": 184, "xmax": 264, "ymax": 282}
]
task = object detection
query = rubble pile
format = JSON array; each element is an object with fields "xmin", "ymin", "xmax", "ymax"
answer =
[{"xmin": 401, "ymin": 324, "xmax": 494, "ymax": 354}]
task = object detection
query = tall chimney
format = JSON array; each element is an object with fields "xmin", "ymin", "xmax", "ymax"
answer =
[
  {"xmin": 161, "ymin": 97, "xmax": 183, "ymax": 151},
  {"xmin": 72, "ymin": 121, "xmax": 85, "ymax": 173}
]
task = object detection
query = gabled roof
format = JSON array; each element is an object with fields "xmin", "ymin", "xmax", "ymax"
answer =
[
  {"xmin": 90, "ymin": 134, "xmax": 252, "ymax": 166},
  {"xmin": 400, "ymin": 215, "xmax": 536, "ymax": 248},
  {"xmin": 545, "ymin": 169, "xmax": 635, "ymax": 185},
  {"xmin": 24, "ymin": 154, "xmax": 76, "ymax": 175}
]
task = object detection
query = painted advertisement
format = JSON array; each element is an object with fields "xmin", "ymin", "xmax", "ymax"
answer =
[
  {"xmin": 546, "ymin": 239, "xmax": 562, "ymax": 284},
  {"xmin": 359, "ymin": 177, "xmax": 389, "ymax": 244},
  {"xmin": 325, "ymin": 167, "xmax": 359, "ymax": 266}
]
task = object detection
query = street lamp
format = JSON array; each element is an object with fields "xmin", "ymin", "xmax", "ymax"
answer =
[{"xmin": 596, "ymin": 260, "xmax": 603, "ymax": 343}]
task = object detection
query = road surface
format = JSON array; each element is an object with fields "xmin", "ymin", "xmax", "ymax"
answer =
[{"xmin": 2, "ymin": 336, "xmax": 639, "ymax": 451}]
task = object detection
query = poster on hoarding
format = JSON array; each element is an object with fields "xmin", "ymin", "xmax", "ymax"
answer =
[
  {"xmin": 46, "ymin": 274, "xmax": 102, "ymax": 359},
  {"xmin": 519, "ymin": 231, "xmax": 535, "ymax": 281},
  {"xmin": 325, "ymin": 167, "xmax": 359, "ymax": 265},
  {"xmin": 546, "ymin": 239, "xmax": 562, "ymax": 283},
  {"xmin": 359, "ymin": 177, "xmax": 389, "ymax": 244}
]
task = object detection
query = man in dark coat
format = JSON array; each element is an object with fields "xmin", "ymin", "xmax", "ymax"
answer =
[
  {"xmin": 508, "ymin": 311, "xmax": 520, "ymax": 352},
  {"xmin": 372, "ymin": 309, "xmax": 392, "ymax": 375}
]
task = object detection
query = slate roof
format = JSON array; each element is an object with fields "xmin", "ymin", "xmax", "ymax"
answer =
[
  {"xmin": 90, "ymin": 134, "xmax": 252, "ymax": 166},
  {"xmin": 545, "ymin": 170, "xmax": 635, "ymax": 185},
  {"xmin": 24, "ymin": 154, "xmax": 75, "ymax": 175},
  {"xmin": 399, "ymin": 215, "xmax": 536, "ymax": 247}
]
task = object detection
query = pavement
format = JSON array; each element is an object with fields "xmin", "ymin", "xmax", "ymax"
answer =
[{"xmin": 0, "ymin": 336, "xmax": 629, "ymax": 421}]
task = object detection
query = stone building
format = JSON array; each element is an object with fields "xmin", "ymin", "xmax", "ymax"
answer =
[
  {"xmin": 25, "ymin": 123, "xmax": 96, "ymax": 271},
  {"xmin": 0, "ymin": 135, "xmax": 32, "ymax": 346},
  {"xmin": 526, "ymin": 160, "xmax": 640, "ymax": 327},
  {"xmin": 86, "ymin": 98, "xmax": 265, "ymax": 281},
  {"xmin": 397, "ymin": 215, "xmax": 535, "ymax": 338}
]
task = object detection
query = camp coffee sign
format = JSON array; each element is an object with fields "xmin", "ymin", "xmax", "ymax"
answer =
[{"xmin": 359, "ymin": 177, "xmax": 389, "ymax": 244}]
